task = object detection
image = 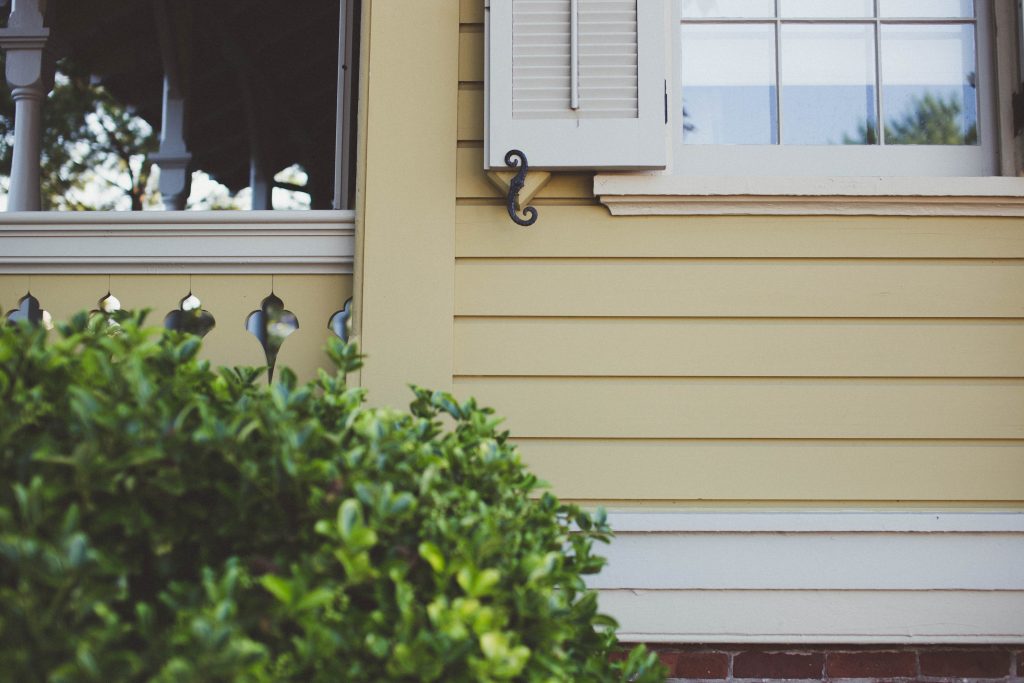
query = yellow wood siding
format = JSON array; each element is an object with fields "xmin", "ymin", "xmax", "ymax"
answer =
[
  {"xmin": 0, "ymin": 274, "xmax": 352, "ymax": 383},
  {"xmin": 455, "ymin": 319, "xmax": 1024, "ymax": 377},
  {"xmin": 452, "ymin": 1, "xmax": 1024, "ymax": 507}
]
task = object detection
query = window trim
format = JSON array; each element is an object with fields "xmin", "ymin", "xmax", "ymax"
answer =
[{"xmin": 595, "ymin": 0, "xmax": 1024, "ymax": 215}]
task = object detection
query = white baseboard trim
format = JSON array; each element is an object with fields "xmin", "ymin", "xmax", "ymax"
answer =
[
  {"xmin": 594, "ymin": 511, "xmax": 1024, "ymax": 643},
  {"xmin": 605, "ymin": 511, "xmax": 1024, "ymax": 533},
  {"xmin": 606, "ymin": 591, "xmax": 1024, "ymax": 644}
]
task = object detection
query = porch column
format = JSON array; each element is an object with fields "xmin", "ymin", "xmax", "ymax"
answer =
[
  {"xmin": 152, "ymin": 76, "xmax": 192, "ymax": 210},
  {"xmin": 0, "ymin": 0, "xmax": 54, "ymax": 212},
  {"xmin": 151, "ymin": 0, "xmax": 191, "ymax": 211}
]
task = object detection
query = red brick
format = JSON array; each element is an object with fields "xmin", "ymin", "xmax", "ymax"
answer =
[
  {"xmin": 656, "ymin": 652, "xmax": 681, "ymax": 673},
  {"xmin": 919, "ymin": 650, "xmax": 1011, "ymax": 678},
  {"xmin": 826, "ymin": 651, "xmax": 916, "ymax": 678},
  {"xmin": 733, "ymin": 651, "xmax": 824, "ymax": 679},
  {"xmin": 671, "ymin": 651, "xmax": 730, "ymax": 679}
]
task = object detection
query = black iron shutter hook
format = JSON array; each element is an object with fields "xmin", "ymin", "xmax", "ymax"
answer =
[{"xmin": 504, "ymin": 149, "xmax": 538, "ymax": 227}]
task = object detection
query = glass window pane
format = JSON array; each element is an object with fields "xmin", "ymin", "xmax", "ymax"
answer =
[
  {"xmin": 781, "ymin": 25, "xmax": 877, "ymax": 145},
  {"xmin": 881, "ymin": 24, "xmax": 978, "ymax": 145},
  {"xmin": 780, "ymin": 0, "xmax": 874, "ymax": 18},
  {"xmin": 682, "ymin": 0, "xmax": 775, "ymax": 19},
  {"xmin": 879, "ymin": 0, "xmax": 973, "ymax": 18},
  {"xmin": 682, "ymin": 24, "xmax": 778, "ymax": 144}
]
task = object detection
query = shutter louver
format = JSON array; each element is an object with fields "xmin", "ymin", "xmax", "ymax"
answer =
[
  {"xmin": 512, "ymin": 1, "xmax": 639, "ymax": 120},
  {"xmin": 512, "ymin": 1, "xmax": 572, "ymax": 119},
  {"xmin": 578, "ymin": 1, "xmax": 640, "ymax": 118},
  {"xmin": 487, "ymin": 0, "xmax": 667, "ymax": 170}
]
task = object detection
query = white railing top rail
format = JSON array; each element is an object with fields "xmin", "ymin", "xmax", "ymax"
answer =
[{"xmin": 0, "ymin": 210, "xmax": 356, "ymax": 274}]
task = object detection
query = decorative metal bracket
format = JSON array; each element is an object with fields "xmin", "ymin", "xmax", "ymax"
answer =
[{"xmin": 504, "ymin": 149, "xmax": 538, "ymax": 227}]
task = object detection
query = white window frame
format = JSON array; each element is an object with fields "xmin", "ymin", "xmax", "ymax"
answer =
[
  {"xmin": 675, "ymin": 1, "xmax": 997, "ymax": 177},
  {"xmin": 595, "ymin": 0, "xmax": 1024, "ymax": 216}
]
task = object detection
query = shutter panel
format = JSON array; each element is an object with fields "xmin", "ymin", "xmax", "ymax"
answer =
[{"xmin": 486, "ymin": 0, "xmax": 667, "ymax": 170}]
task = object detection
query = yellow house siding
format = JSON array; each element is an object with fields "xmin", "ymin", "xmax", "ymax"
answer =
[
  {"xmin": 454, "ymin": 2, "xmax": 1024, "ymax": 507},
  {"xmin": 0, "ymin": 274, "xmax": 352, "ymax": 382}
]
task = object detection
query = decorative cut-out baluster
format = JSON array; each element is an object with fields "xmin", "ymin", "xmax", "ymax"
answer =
[
  {"xmin": 91, "ymin": 292, "xmax": 122, "ymax": 325},
  {"xmin": 6, "ymin": 292, "xmax": 52, "ymax": 329},
  {"xmin": 98, "ymin": 293, "xmax": 121, "ymax": 313},
  {"xmin": 328, "ymin": 298, "xmax": 353, "ymax": 342},
  {"xmin": 245, "ymin": 293, "xmax": 299, "ymax": 381},
  {"xmin": 164, "ymin": 293, "xmax": 216, "ymax": 338}
]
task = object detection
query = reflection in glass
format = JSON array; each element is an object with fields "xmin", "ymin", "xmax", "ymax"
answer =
[
  {"xmin": 780, "ymin": 0, "xmax": 874, "ymax": 18},
  {"xmin": 781, "ymin": 25, "xmax": 877, "ymax": 144},
  {"xmin": 879, "ymin": 0, "xmax": 973, "ymax": 18},
  {"xmin": 881, "ymin": 24, "xmax": 977, "ymax": 145},
  {"xmin": 682, "ymin": 24, "xmax": 777, "ymax": 144},
  {"xmin": 682, "ymin": 0, "xmax": 774, "ymax": 19}
]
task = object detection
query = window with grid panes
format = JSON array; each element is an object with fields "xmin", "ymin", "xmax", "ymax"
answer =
[{"xmin": 676, "ymin": 0, "xmax": 996, "ymax": 176}]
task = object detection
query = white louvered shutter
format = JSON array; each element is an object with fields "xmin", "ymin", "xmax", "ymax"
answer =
[{"xmin": 486, "ymin": 0, "xmax": 668, "ymax": 170}]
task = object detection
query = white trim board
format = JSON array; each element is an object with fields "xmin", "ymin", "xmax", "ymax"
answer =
[
  {"xmin": 604, "ymin": 590, "xmax": 1024, "ymax": 644},
  {"xmin": 593, "ymin": 511, "xmax": 1024, "ymax": 643},
  {"xmin": 594, "ymin": 176, "xmax": 1024, "ymax": 216},
  {"xmin": 0, "ymin": 210, "xmax": 356, "ymax": 274},
  {"xmin": 605, "ymin": 511, "xmax": 1024, "ymax": 533}
]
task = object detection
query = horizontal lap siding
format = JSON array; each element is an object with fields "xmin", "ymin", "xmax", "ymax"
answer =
[
  {"xmin": 455, "ymin": 259, "xmax": 1024, "ymax": 318},
  {"xmin": 455, "ymin": 319, "xmax": 1024, "ymax": 377},
  {"xmin": 456, "ymin": 5, "xmax": 1024, "ymax": 506},
  {"xmin": 513, "ymin": 440, "xmax": 1024, "ymax": 501},
  {"xmin": 453, "ymin": 377, "xmax": 1024, "ymax": 439}
]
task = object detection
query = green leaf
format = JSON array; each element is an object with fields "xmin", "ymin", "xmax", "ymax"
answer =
[
  {"xmin": 418, "ymin": 541, "xmax": 446, "ymax": 574},
  {"xmin": 337, "ymin": 498, "xmax": 362, "ymax": 539},
  {"xmin": 260, "ymin": 575, "xmax": 294, "ymax": 605}
]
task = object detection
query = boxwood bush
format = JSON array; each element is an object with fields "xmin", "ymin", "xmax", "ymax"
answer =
[{"xmin": 0, "ymin": 311, "xmax": 665, "ymax": 682}]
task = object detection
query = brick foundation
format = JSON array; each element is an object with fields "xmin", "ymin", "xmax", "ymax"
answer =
[{"xmin": 621, "ymin": 645, "xmax": 1024, "ymax": 683}]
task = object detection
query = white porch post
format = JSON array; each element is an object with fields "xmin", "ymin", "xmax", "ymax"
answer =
[
  {"xmin": 152, "ymin": 76, "xmax": 192, "ymax": 210},
  {"xmin": 0, "ymin": 0, "xmax": 54, "ymax": 212}
]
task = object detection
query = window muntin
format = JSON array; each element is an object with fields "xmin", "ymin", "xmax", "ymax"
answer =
[{"xmin": 675, "ymin": 0, "xmax": 995, "ymax": 176}]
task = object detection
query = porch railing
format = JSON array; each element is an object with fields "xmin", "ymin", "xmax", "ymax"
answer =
[{"xmin": 0, "ymin": 210, "xmax": 356, "ymax": 380}]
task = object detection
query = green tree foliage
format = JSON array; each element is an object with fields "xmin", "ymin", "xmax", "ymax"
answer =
[
  {"xmin": 843, "ymin": 91, "xmax": 975, "ymax": 146},
  {"xmin": 884, "ymin": 92, "xmax": 976, "ymax": 145},
  {"xmin": 0, "ymin": 56, "xmax": 158, "ymax": 210},
  {"xmin": 0, "ymin": 312, "xmax": 665, "ymax": 682}
]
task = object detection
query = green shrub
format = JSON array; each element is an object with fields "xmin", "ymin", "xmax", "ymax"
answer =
[{"xmin": 0, "ymin": 312, "xmax": 666, "ymax": 682}]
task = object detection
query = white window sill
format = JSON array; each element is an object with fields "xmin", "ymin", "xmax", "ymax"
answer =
[{"xmin": 594, "ymin": 175, "xmax": 1024, "ymax": 217}]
